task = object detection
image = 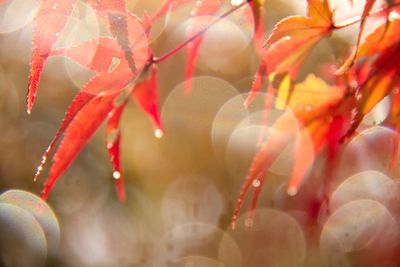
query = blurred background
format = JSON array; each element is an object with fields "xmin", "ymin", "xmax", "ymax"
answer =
[{"xmin": 1, "ymin": 0, "xmax": 400, "ymax": 266}]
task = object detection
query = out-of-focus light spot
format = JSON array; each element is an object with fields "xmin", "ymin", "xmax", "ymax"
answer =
[
  {"xmin": 152, "ymin": 223, "xmax": 225, "ymax": 266},
  {"xmin": 195, "ymin": 16, "xmax": 252, "ymax": 76},
  {"xmin": 161, "ymin": 76, "xmax": 239, "ymax": 140},
  {"xmin": 320, "ymin": 199, "xmax": 399, "ymax": 266},
  {"xmin": 330, "ymin": 171, "xmax": 398, "ymax": 212},
  {"xmin": 339, "ymin": 126, "xmax": 400, "ymax": 178},
  {"xmin": 0, "ymin": 203, "xmax": 47, "ymax": 267},
  {"xmin": 0, "ymin": 190, "xmax": 60, "ymax": 255},
  {"xmin": 161, "ymin": 176, "xmax": 225, "ymax": 230},
  {"xmin": 172, "ymin": 255, "xmax": 224, "ymax": 267},
  {"xmin": 220, "ymin": 208, "xmax": 306, "ymax": 267},
  {"xmin": 64, "ymin": 199, "xmax": 149, "ymax": 267},
  {"xmin": 0, "ymin": 0, "xmax": 38, "ymax": 33}
]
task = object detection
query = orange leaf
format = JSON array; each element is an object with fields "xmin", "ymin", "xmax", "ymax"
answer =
[
  {"xmin": 336, "ymin": 0, "xmax": 378, "ymax": 74},
  {"xmin": 262, "ymin": 0, "xmax": 333, "ymax": 78}
]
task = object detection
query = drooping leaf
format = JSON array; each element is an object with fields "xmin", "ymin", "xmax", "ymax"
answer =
[
  {"xmin": 106, "ymin": 99, "xmax": 129, "ymax": 202},
  {"xmin": 336, "ymin": 0, "xmax": 377, "ymax": 74},
  {"xmin": 184, "ymin": 0, "xmax": 225, "ymax": 93},
  {"xmin": 132, "ymin": 64, "xmax": 163, "ymax": 135},
  {"xmin": 41, "ymin": 92, "xmax": 119, "ymax": 200},
  {"xmin": 343, "ymin": 19, "xmax": 400, "ymax": 138},
  {"xmin": 34, "ymin": 91, "xmax": 94, "ymax": 182},
  {"xmin": 244, "ymin": 61, "xmax": 267, "ymax": 108},
  {"xmin": 287, "ymin": 118, "xmax": 329, "ymax": 196},
  {"xmin": 234, "ymin": 74, "xmax": 346, "ymax": 227},
  {"xmin": 233, "ymin": 111, "xmax": 298, "ymax": 229},
  {"xmin": 27, "ymin": 0, "xmax": 76, "ymax": 113},
  {"xmin": 33, "ymin": 73, "xmax": 131, "ymax": 182},
  {"xmin": 249, "ymin": 0, "xmax": 265, "ymax": 52}
]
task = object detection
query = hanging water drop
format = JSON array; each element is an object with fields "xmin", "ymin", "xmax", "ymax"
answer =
[
  {"xmin": 113, "ymin": 171, "xmax": 121, "ymax": 179},
  {"xmin": 252, "ymin": 179, "xmax": 261, "ymax": 188},
  {"xmin": 154, "ymin": 129, "xmax": 163, "ymax": 139}
]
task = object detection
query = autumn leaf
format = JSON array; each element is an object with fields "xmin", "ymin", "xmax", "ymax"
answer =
[
  {"xmin": 234, "ymin": 74, "xmax": 346, "ymax": 227},
  {"xmin": 34, "ymin": 71, "xmax": 132, "ymax": 183},
  {"xmin": 33, "ymin": 91, "xmax": 94, "ymax": 182},
  {"xmin": 106, "ymin": 99, "xmax": 129, "ymax": 202},
  {"xmin": 184, "ymin": 0, "xmax": 225, "ymax": 93},
  {"xmin": 41, "ymin": 92, "xmax": 119, "ymax": 200},
  {"xmin": 27, "ymin": 0, "xmax": 76, "ymax": 114},
  {"xmin": 132, "ymin": 64, "xmax": 163, "ymax": 136},
  {"xmin": 50, "ymin": 37, "xmax": 124, "ymax": 74},
  {"xmin": 336, "ymin": 0, "xmax": 377, "ymax": 74},
  {"xmin": 245, "ymin": 0, "xmax": 334, "ymax": 107},
  {"xmin": 343, "ymin": 18, "xmax": 400, "ymax": 138},
  {"xmin": 263, "ymin": 0, "xmax": 333, "ymax": 76}
]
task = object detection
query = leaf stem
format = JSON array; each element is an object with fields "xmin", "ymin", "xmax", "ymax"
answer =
[
  {"xmin": 333, "ymin": 2, "xmax": 400, "ymax": 29},
  {"xmin": 153, "ymin": 0, "xmax": 251, "ymax": 63}
]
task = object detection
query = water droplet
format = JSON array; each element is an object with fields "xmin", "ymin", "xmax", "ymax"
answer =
[
  {"xmin": 252, "ymin": 179, "xmax": 261, "ymax": 188},
  {"xmin": 113, "ymin": 171, "xmax": 121, "ymax": 179},
  {"xmin": 154, "ymin": 129, "xmax": 163, "ymax": 139}
]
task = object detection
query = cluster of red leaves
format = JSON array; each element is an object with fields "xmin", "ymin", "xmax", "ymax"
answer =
[
  {"xmin": 0, "ymin": 0, "xmax": 251, "ymax": 202},
  {"xmin": 2, "ymin": 0, "xmax": 400, "ymax": 228},
  {"xmin": 233, "ymin": 0, "xmax": 400, "ymax": 227}
]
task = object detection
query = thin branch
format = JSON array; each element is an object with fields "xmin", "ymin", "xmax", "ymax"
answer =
[
  {"xmin": 153, "ymin": 0, "xmax": 252, "ymax": 63},
  {"xmin": 333, "ymin": 2, "xmax": 400, "ymax": 29}
]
